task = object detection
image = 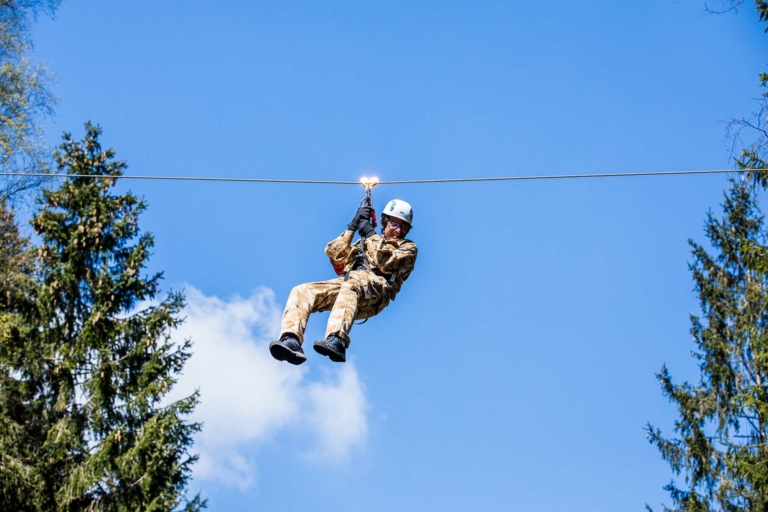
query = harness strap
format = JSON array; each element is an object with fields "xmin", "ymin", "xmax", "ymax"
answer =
[{"xmin": 345, "ymin": 263, "xmax": 395, "ymax": 283}]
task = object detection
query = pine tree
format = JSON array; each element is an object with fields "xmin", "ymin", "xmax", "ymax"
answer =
[
  {"xmin": 647, "ymin": 179, "xmax": 768, "ymax": 510},
  {"xmin": 0, "ymin": 123, "xmax": 204, "ymax": 510}
]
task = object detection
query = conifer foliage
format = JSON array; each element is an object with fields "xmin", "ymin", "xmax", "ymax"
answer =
[
  {"xmin": 0, "ymin": 123, "xmax": 204, "ymax": 510},
  {"xmin": 647, "ymin": 179, "xmax": 768, "ymax": 510}
]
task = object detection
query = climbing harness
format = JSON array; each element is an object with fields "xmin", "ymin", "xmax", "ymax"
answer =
[
  {"xmin": 341, "ymin": 177, "xmax": 379, "ymax": 282},
  {"xmin": 346, "ymin": 178, "xmax": 381, "ymax": 326}
]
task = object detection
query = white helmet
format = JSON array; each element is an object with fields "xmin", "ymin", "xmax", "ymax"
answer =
[{"xmin": 382, "ymin": 199, "xmax": 413, "ymax": 226}]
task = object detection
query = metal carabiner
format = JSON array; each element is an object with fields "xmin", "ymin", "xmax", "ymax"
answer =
[{"xmin": 360, "ymin": 176, "xmax": 378, "ymax": 206}]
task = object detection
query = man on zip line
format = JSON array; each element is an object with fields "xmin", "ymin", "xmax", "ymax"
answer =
[{"xmin": 269, "ymin": 198, "xmax": 418, "ymax": 364}]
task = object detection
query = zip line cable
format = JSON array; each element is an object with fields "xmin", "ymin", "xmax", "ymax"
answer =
[{"xmin": 0, "ymin": 168, "xmax": 761, "ymax": 186}]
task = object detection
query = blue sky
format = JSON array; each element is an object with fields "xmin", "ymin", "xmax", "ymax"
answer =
[{"xmin": 31, "ymin": 1, "xmax": 768, "ymax": 510}]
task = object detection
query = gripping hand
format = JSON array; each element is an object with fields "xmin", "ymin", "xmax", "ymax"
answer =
[
  {"xmin": 357, "ymin": 219, "xmax": 376, "ymax": 238},
  {"xmin": 347, "ymin": 206, "xmax": 373, "ymax": 232}
]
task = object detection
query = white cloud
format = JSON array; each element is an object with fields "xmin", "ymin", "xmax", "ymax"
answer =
[
  {"xmin": 165, "ymin": 285, "xmax": 369, "ymax": 489},
  {"xmin": 304, "ymin": 364, "xmax": 369, "ymax": 461}
]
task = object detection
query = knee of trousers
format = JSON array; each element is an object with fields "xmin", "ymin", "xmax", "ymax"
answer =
[{"xmin": 288, "ymin": 283, "xmax": 316, "ymax": 302}]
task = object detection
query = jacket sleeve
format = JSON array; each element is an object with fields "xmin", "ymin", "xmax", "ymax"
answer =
[
  {"xmin": 370, "ymin": 238, "xmax": 418, "ymax": 276},
  {"xmin": 324, "ymin": 230, "xmax": 356, "ymax": 266}
]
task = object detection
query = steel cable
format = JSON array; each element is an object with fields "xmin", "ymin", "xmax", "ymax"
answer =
[{"xmin": 0, "ymin": 168, "xmax": 759, "ymax": 185}]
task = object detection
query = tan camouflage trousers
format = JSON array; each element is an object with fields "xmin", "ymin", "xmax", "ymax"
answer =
[{"xmin": 280, "ymin": 270, "xmax": 390, "ymax": 347}]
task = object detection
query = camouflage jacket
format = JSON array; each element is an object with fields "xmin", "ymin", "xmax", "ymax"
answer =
[{"xmin": 325, "ymin": 230, "xmax": 418, "ymax": 300}]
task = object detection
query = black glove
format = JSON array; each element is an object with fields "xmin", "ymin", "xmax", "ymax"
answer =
[
  {"xmin": 358, "ymin": 219, "xmax": 376, "ymax": 238},
  {"xmin": 347, "ymin": 206, "xmax": 373, "ymax": 232}
]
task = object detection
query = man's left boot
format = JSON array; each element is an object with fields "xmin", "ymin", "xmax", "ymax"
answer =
[{"xmin": 313, "ymin": 334, "xmax": 347, "ymax": 363}]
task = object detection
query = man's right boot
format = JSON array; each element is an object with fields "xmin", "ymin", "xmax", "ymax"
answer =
[
  {"xmin": 269, "ymin": 334, "xmax": 307, "ymax": 365},
  {"xmin": 313, "ymin": 334, "xmax": 347, "ymax": 363}
]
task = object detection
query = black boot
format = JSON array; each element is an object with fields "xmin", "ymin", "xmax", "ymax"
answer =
[
  {"xmin": 313, "ymin": 334, "xmax": 347, "ymax": 363},
  {"xmin": 269, "ymin": 334, "xmax": 307, "ymax": 365}
]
